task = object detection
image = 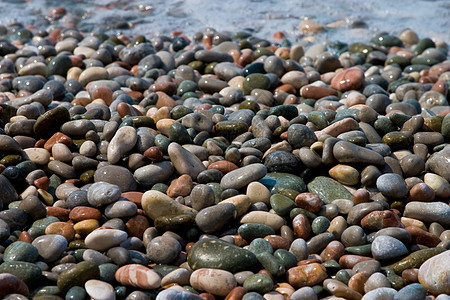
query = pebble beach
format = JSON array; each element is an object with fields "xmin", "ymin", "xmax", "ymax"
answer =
[{"xmin": 0, "ymin": 1, "xmax": 449, "ymax": 300}]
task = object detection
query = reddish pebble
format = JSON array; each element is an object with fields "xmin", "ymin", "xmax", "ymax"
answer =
[
  {"xmin": 339, "ymin": 255, "xmax": 373, "ymax": 269},
  {"xmin": 292, "ymin": 213, "xmax": 311, "ymax": 240},
  {"xmin": 408, "ymin": 182, "xmax": 436, "ymax": 202},
  {"xmin": 431, "ymin": 80, "xmax": 448, "ymax": 96},
  {"xmin": 287, "ymin": 263, "xmax": 328, "ymax": 288},
  {"xmin": 117, "ymin": 102, "xmax": 142, "ymax": 117},
  {"xmin": 155, "ymin": 91, "xmax": 177, "ymax": 108},
  {"xmin": 0, "ymin": 273, "xmax": 29, "ymax": 299},
  {"xmin": 144, "ymin": 146, "xmax": 164, "ymax": 162},
  {"xmin": 44, "ymin": 132, "xmax": 73, "ymax": 152},
  {"xmin": 429, "ymin": 61, "xmax": 450, "ymax": 77},
  {"xmin": 360, "ymin": 210, "xmax": 403, "ymax": 230},
  {"xmin": 208, "ymin": 160, "xmax": 239, "ymax": 174},
  {"xmin": 0, "ymin": 164, "xmax": 6, "ymax": 174},
  {"xmin": 34, "ymin": 176, "xmax": 49, "ymax": 190},
  {"xmin": 264, "ymin": 235, "xmax": 290, "ymax": 250},
  {"xmin": 166, "ymin": 174, "xmax": 194, "ymax": 197},
  {"xmin": 148, "ymin": 82, "xmax": 177, "ymax": 95},
  {"xmin": 353, "ymin": 188, "xmax": 371, "ymax": 204},
  {"xmin": 115, "ymin": 264, "xmax": 161, "ymax": 289},
  {"xmin": 300, "ymin": 85, "xmax": 338, "ymax": 99},
  {"xmin": 295, "ymin": 192, "xmax": 323, "ymax": 213},
  {"xmin": 18, "ymin": 231, "xmax": 33, "ymax": 243},
  {"xmin": 92, "ymin": 87, "xmax": 113, "ymax": 105},
  {"xmin": 330, "ymin": 67, "xmax": 365, "ymax": 92},
  {"xmin": 321, "ymin": 241, "xmax": 345, "ymax": 262},
  {"xmin": 125, "ymin": 215, "xmax": 150, "ymax": 239},
  {"xmin": 121, "ymin": 192, "xmax": 143, "ymax": 207},
  {"xmin": 225, "ymin": 286, "xmax": 246, "ymax": 300},
  {"xmin": 199, "ymin": 293, "xmax": 216, "ymax": 300},
  {"xmin": 45, "ymin": 222, "xmax": 75, "ymax": 241},
  {"xmin": 47, "ymin": 206, "xmax": 71, "ymax": 221},
  {"xmin": 48, "ymin": 6, "xmax": 66, "ymax": 19},
  {"xmin": 405, "ymin": 226, "xmax": 441, "ymax": 247},
  {"xmin": 348, "ymin": 271, "xmax": 370, "ymax": 295},
  {"xmin": 402, "ymin": 268, "xmax": 419, "ymax": 283},
  {"xmin": 69, "ymin": 206, "xmax": 102, "ymax": 222}
]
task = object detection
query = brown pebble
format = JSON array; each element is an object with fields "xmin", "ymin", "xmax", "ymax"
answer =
[
  {"xmin": 18, "ymin": 231, "xmax": 33, "ymax": 243},
  {"xmin": 292, "ymin": 214, "xmax": 311, "ymax": 240},
  {"xmin": 125, "ymin": 215, "xmax": 150, "ymax": 239},
  {"xmin": 295, "ymin": 192, "xmax": 323, "ymax": 213},
  {"xmin": 407, "ymin": 182, "xmax": 435, "ymax": 202},
  {"xmin": 34, "ymin": 176, "xmax": 49, "ymax": 191},
  {"xmin": 166, "ymin": 174, "xmax": 194, "ymax": 197},
  {"xmin": 46, "ymin": 206, "xmax": 71, "ymax": 221},
  {"xmin": 208, "ymin": 160, "xmax": 239, "ymax": 174},
  {"xmin": 405, "ymin": 226, "xmax": 441, "ymax": 247},
  {"xmin": 45, "ymin": 222, "xmax": 75, "ymax": 241},
  {"xmin": 225, "ymin": 286, "xmax": 246, "ymax": 300},
  {"xmin": 360, "ymin": 210, "xmax": 403, "ymax": 231},
  {"xmin": 199, "ymin": 293, "xmax": 216, "ymax": 300},
  {"xmin": 339, "ymin": 255, "xmax": 373, "ymax": 269},
  {"xmin": 121, "ymin": 192, "xmax": 143, "ymax": 207},
  {"xmin": 321, "ymin": 240, "xmax": 345, "ymax": 262},
  {"xmin": 44, "ymin": 132, "xmax": 73, "ymax": 152},
  {"xmin": 264, "ymin": 235, "xmax": 290, "ymax": 251},
  {"xmin": 353, "ymin": 188, "xmax": 370, "ymax": 204},
  {"xmin": 348, "ymin": 271, "xmax": 370, "ymax": 295},
  {"xmin": 69, "ymin": 206, "xmax": 102, "ymax": 222},
  {"xmin": 144, "ymin": 146, "xmax": 164, "ymax": 162},
  {"xmin": 402, "ymin": 268, "xmax": 419, "ymax": 283}
]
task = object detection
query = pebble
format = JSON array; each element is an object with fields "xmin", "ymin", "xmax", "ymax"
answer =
[
  {"xmin": 87, "ymin": 182, "xmax": 121, "ymax": 207},
  {"xmin": 85, "ymin": 279, "xmax": 116, "ymax": 300},
  {"xmin": 221, "ymin": 163, "xmax": 267, "ymax": 190},
  {"xmin": 371, "ymin": 235, "xmax": 408, "ymax": 261},
  {"xmin": 190, "ymin": 268, "xmax": 237, "ymax": 297},
  {"xmin": 418, "ymin": 250, "xmax": 450, "ymax": 295},
  {"xmin": 115, "ymin": 264, "xmax": 161, "ymax": 289},
  {"xmin": 84, "ymin": 229, "xmax": 128, "ymax": 251}
]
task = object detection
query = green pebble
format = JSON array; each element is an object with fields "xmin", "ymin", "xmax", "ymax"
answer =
[
  {"xmin": 177, "ymin": 80, "xmax": 197, "ymax": 96},
  {"xmin": 374, "ymin": 117, "xmax": 398, "ymax": 136},
  {"xmin": 371, "ymin": 34, "xmax": 403, "ymax": 47},
  {"xmin": 335, "ymin": 108, "xmax": 360, "ymax": 122},
  {"xmin": 4, "ymin": 241, "xmax": 39, "ymax": 263},
  {"xmin": 269, "ymin": 105, "xmax": 298, "ymax": 120},
  {"xmin": 169, "ymin": 122, "xmax": 193, "ymax": 145},
  {"xmin": 154, "ymin": 134, "xmax": 170, "ymax": 152},
  {"xmin": 154, "ymin": 214, "xmax": 195, "ymax": 232},
  {"xmin": 348, "ymin": 43, "xmax": 373, "ymax": 55},
  {"xmin": 335, "ymin": 269, "xmax": 351, "ymax": 285},
  {"xmin": 65, "ymin": 286, "xmax": 87, "ymax": 300},
  {"xmin": 411, "ymin": 57, "xmax": 439, "ymax": 66},
  {"xmin": 32, "ymin": 286, "xmax": 61, "ymax": 297},
  {"xmin": 151, "ymin": 183, "xmax": 169, "ymax": 193},
  {"xmin": 15, "ymin": 160, "xmax": 37, "ymax": 176},
  {"xmin": 382, "ymin": 132, "xmax": 412, "ymax": 150},
  {"xmin": 254, "ymin": 47, "xmax": 274, "ymax": 57},
  {"xmin": 322, "ymin": 259, "xmax": 341, "ymax": 271},
  {"xmin": 270, "ymin": 194, "xmax": 296, "ymax": 216},
  {"xmin": 57, "ymin": 261, "xmax": 100, "ymax": 293},
  {"xmin": 389, "ymin": 113, "xmax": 411, "ymax": 127},
  {"xmin": 307, "ymin": 176, "xmax": 353, "ymax": 204},
  {"xmin": 248, "ymin": 238, "xmax": 273, "ymax": 256},
  {"xmin": 273, "ymin": 249, "xmax": 298, "ymax": 269},
  {"xmin": 187, "ymin": 238, "xmax": 258, "ymax": 273},
  {"xmin": 0, "ymin": 154, "xmax": 22, "ymax": 166},
  {"xmin": 47, "ymin": 55, "xmax": 73, "ymax": 77},
  {"xmin": 79, "ymin": 170, "xmax": 95, "ymax": 184},
  {"xmin": 215, "ymin": 120, "xmax": 249, "ymax": 135},
  {"xmin": 129, "ymin": 116, "xmax": 155, "ymax": 128},
  {"xmin": 0, "ymin": 261, "xmax": 42, "ymax": 284},
  {"xmin": 345, "ymin": 244, "xmax": 372, "ymax": 256},
  {"xmin": 171, "ymin": 105, "xmax": 193, "ymax": 120},
  {"xmin": 387, "ymin": 274, "xmax": 406, "ymax": 290},
  {"xmin": 242, "ymin": 73, "xmax": 270, "ymax": 95},
  {"xmin": 28, "ymin": 216, "xmax": 59, "ymax": 239},
  {"xmin": 311, "ymin": 216, "xmax": 330, "ymax": 234},
  {"xmin": 238, "ymin": 223, "xmax": 275, "ymax": 241},
  {"xmin": 99, "ymin": 263, "xmax": 118, "ymax": 284},
  {"xmin": 114, "ymin": 286, "xmax": 128, "ymax": 298},
  {"xmin": 259, "ymin": 172, "xmax": 306, "ymax": 195},
  {"xmin": 181, "ymin": 91, "xmax": 199, "ymax": 100},
  {"xmin": 152, "ymin": 265, "xmax": 179, "ymax": 277},
  {"xmin": 0, "ymin": 104, "xmax": 17, "ymax": 127},
  {"xmin": 243, "ymin": 62, "xmax": 265, "ymax": 76},
  {"xmin": 206, "ymin": 182, "xmax": 222, "ymax": 204},
  {"xmin": 414, "ymin": 38, "xmax": 435, "ymax": 55},
  {"xmin": 386, "ymin": 56, "xmax": 410, "ymax": 69},
  {"xmin": 239, "ymin": 100, "xmax": 260, "ymax": 113},
  {"xmin": 308, "ymin": 111, "xmax": 328, "ymax": 130},
  {"xmin": 256, "ymin": 252, "xmax": 285, "ymax": 276},
  {"xmin": 33, "ymin": 106, "xmax": 71, "ymax": 138},
  {"xmin": 441, "ymin": 113, "xmax": 450, "ymax": 139},
  {"xmin": 69, "ymin": 240, "xmax": 87, "ymax": 250},
  {"xmin": 387, "ymin": 247, "xmax": 445, "ymax": 274},
  {"xmin": 243, "ymin": 273, "xmax": 274, "ymax": 294}
]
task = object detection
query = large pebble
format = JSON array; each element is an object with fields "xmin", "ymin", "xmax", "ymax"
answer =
[
  {"xmin": 107, "ymin": 126, "xmax": 137, "ymax": 164},
  {"xmin": 87, "ymin": 182, "xmax": 121, "ymax": 207},
  {"xmin": 220, "ymin": 163, "xmax": 267, "ymax": 190},
  {"xmin": 115, "ymin": 264, "xmax": 161, "ymax": 289},
  {"xmin": 85, "ymin": 229, "xmax": 128, "ymax": 251},
  {"xmin": 85, "ymin": 279, "xmax": 115, "ymax": 300},
  {"xmin": 168, "ymin": 142, "xmax": 206, "ymax": 179},
  {"xmin": 190, "ymin": 268, "xmax": 237, "ymax": 297},
  {"xmin": 32, "ymin": 234, "xmax": 68, "ymax": 263},
  {"xmin": 371, "ymin": 235, "xmax": 408, "ymax": 261},
  {"xmin": 418, "ymin": 250, "xmax": 450, "ymax": 295}
]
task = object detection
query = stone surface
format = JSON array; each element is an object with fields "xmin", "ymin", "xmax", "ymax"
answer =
[{"xmin": 418, "ymin": 250, "xmax": 450, "ymax": 295}]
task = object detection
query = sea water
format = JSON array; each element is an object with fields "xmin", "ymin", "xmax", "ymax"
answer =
[{"xmin": 0, "ymin": 0, "xmax": 449, "ymax": 45}]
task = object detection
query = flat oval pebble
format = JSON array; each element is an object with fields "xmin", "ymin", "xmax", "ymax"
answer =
[
  {"xmin": 85, "ymin": 279, "xmax": 115, "ymax": 300},
  {"xmin": 85, "ymin": 229, "xmax": 128, "ymax": 251},
  {"xmin": 190, "ymin": 268, "xmax": 237, "ymax": 297},
  {"xmin": 371, "ymin": 235, "xmax": 408, "ymax": 261},
  {"xmin": 115, "ymin": 264, "xmax": 161, "ymax": 290},
  {"xmin": 220, "ymin": 163, "xmax": 267, "ymax": 190}
]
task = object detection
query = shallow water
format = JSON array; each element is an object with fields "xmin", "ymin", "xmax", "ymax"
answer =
[{"xmin": 1, "ymin": 0, "xmax": 449, "ymax": 44}]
